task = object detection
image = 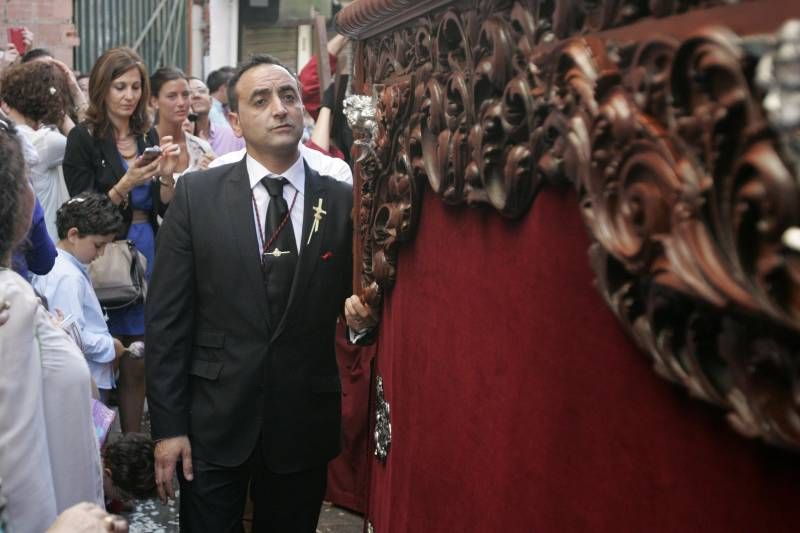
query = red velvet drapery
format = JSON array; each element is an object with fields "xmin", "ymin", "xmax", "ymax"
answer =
[
  {"xmin": 365, "ymin": 187, "xmax": 800, "ymax": 532},
  {"xmin": 326, "ymin": 324, "xmax": 374, "ymax": 513}
]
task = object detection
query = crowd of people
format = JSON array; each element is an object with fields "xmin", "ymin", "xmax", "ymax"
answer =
[{"xmin": 0, "ymin": 26, "xmax": 368, "ymax": 533}]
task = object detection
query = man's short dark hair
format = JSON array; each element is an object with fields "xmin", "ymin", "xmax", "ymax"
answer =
[
  {"xmin": 20, "ymin": 48, "xmax": 53, "ymax": 63},
  {"xmin": 206, "ymin": 66, "xmax": 235, "ymax": 94},
  {"xmin": 227, "ymin": 54, "xmax": 297, "ymax": 113},
  {"xmin": 55, "ymin": 192, "xmax": 123, "ymax": 240},
  {"xmin": 103, "ymin": 433, "xmax": 157, "ymax": 499}
]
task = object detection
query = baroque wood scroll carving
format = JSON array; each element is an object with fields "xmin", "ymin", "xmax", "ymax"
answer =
[{"xmin": 338, "ymin": 0, "xmax": 800, "ymax": 449}]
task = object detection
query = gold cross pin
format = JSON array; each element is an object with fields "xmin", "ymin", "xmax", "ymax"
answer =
[{"xmin": 307, "ymin": 198, "xmax": 327, "ymax": 245}]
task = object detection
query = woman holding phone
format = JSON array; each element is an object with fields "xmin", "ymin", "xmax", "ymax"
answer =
[
  {"xmin": 150, "ymin": 66, "xmax": 213, "ymax": 180},
  {"xmin": 63, "ymin": 47, "xmax": 179, "ymax": 433}
]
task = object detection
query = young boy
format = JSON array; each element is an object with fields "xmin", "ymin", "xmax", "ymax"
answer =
[
  {"xmin": 31, "ymin": 192, "xmax": 126, "ymax": 400},
  {"xmin": 102, "ymin": 433, "xmax": 157, "ymax": 503}
]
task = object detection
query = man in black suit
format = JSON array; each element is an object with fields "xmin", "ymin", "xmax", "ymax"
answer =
[{"xmin": 145, "ymin": 54, "xmax": 376, "ymax": 532}]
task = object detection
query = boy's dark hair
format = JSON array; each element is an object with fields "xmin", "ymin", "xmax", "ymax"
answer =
[
  {"xmin": 227, "ymin": 54, "xmax": 296, "ymax": 113},
  {"xmin": 55, "ymin": 192, "xmax": 123, "ymax": 240},
  {"xmin": 103, "ymin": 433, "xmax": 157, "ymax": 499},
  {"xmin": 206, "ymin": 66, "xmax": 235, "ymax": 94}
]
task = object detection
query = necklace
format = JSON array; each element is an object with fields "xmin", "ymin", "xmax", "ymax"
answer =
[
  {"xmin": 116, "ymin": 136, "xmax": 136, "ymax": 159},
  {"xmin": 252, "ymin": 188, "xmax": 299, "ymax": 269}
]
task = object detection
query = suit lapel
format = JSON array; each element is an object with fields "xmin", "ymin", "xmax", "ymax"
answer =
[
  {"xmin": 271, "ymin": 162, "xmax": 328, "ymax": 341},
  {"xmin": 225, "ymin": 159, "xmax": 270, "ymax": 329}
]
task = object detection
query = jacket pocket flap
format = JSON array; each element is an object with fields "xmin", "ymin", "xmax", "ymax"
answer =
[
  {"xmin": 310, "ymin": 375, "xmax": 342, "ymax": 393},
  {"xmin": 193, "ymin": 330, "xmax": 225, "ymax": 348},
  {"xmin": 189, "ymin": 359, "xmax": 223, "ymax": 380}
]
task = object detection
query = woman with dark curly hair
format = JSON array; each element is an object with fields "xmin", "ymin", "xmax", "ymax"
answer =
[
  {"xmin": 63, "ymin": 47, "xmax": 180, "ymax": 433},
  {"xmin": 0, "ymin": 60, "xmax": 74, "ymax": 240}
]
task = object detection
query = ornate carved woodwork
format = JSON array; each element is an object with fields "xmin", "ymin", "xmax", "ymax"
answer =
[{"xmin": 340, "ymin": 0, "xmax": 800, "ymax": 449}]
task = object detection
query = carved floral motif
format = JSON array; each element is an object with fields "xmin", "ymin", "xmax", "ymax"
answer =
[{"xmin": 339, "ymin": 0, "xmax": 800, "ymax": 449}]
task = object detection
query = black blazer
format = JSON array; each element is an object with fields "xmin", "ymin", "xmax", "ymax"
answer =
[
  {"xmin": 145, "ymin": 158, "xmax": 353, "ymax": 472},
  {"xmin": 63, "ymin": 123, "xmax": 164, "ymax": 236}
]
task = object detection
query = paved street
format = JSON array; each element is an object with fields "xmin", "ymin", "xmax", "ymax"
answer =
[
  {"xmin": 115, "ymin": 409, "xmax": 363, "ymax": 532},
  {"xmin": 125, "ymin": 497, "xmax": 362, "ymax": 532}
]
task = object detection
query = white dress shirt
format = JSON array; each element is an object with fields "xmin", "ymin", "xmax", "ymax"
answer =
[
  {"xmin": 247, "ymin": 153, "xmax": 307, "ymax": 253},
  {"xmin": 245, "ymin": 151, "xmax": 367, "ymax": 339},
  {"xmin": 211, "ymin": 142, "xmax": 353, "ymax": 185}
]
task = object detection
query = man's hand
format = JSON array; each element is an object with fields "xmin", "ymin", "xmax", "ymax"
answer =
[
  {"xmin": 154, "ymin": 436, "xmax": 193, "ymax": 503},
  {"xmin": 326, "ymin": 34, "xmax": 348, "ymax": 58},
  {"xmin": 344, "ymin": 293, "xmax": 379, "ymax": 333}
]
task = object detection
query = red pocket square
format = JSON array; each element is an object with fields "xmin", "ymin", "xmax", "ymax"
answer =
[{"xmin": 321, "ymin": 251, "xmax": 333, "ymax": 261}]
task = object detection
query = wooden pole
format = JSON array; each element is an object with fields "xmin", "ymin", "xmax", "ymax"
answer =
[{"xmin": 313, "ymin": 13, "xmax": 332, "ymax": 93}]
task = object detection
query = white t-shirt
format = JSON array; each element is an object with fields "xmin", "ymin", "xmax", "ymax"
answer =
[
  {"xmin": 17, "ymin": 124, "xmax": 70, "ymax": 242},
  {"xmin": 173, "ymin": 132, "xmax": 215, "ymax": 182},
  {"xmin": 208, "ymin": 142, "xmax": 353, "ymax": 185}
]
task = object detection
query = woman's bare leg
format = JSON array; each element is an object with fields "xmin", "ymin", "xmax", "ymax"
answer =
[{"xmin": 117, "ymin": 334, "xmax": 146, "ymax": 433}]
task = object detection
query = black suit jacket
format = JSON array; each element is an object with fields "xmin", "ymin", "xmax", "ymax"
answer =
[{"xmin": 145, "ymin": 157, "xmax": 353, "ymax": 472}]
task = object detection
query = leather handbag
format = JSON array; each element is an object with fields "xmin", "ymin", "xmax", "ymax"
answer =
[{"xmin": 87, "ymin": 240, "xmax": 148, "ymax": 309}]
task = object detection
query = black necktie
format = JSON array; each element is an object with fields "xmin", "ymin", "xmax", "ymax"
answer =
[{"xmin": 261, "ymin": 176, "xmax": 297, "ymax": 326}]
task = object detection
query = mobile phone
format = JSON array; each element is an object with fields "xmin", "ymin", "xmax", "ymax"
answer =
[
  {"xmin": 7, "ymin": 28, "xmax": 25, "ymax": 55},
  {"xmin": 139, "ymin": 146, "xmax": 162, "ymax": 164}
]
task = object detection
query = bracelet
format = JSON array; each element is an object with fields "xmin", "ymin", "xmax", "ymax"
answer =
[
  {"xmin": 110, "ymin": 185, "xmax": 128, "ymax": 207},
  {"xmin": 158, "ymin": 176, "xmax": 175, "ymax": 188}
]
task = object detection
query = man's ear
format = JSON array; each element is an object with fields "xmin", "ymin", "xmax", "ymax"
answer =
[{"xmin": 228, "ymin": 111, "xmax": 242, "ymax": 138}]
